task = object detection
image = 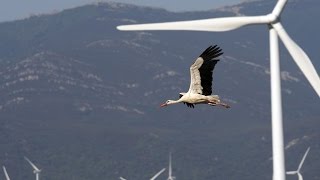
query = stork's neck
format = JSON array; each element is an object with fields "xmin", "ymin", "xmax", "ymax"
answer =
[{"xmin": 167, "ymin": 99, "xmax": 182, "ymax": 105}]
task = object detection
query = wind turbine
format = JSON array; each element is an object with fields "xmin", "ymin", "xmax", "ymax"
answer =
[
  {"xmin": 286, "ymin": 147, "xmax": 310, "ymax": 180},
  {"xmin": 167, "ymin": 153, "xmax": 175, "ymax": 180},
  {"xmin": 119, "ymin": 177, "xmax": 127, "ymax": 180},
  {"xmin": 2, "ymin": 166, "xmax": 11, "ymax": 180},
  {"xmin": 117, "ymin": 0, "xmax": 320, "ymax": 180},
  {"xmin": 24, "ymin": 156, "xmax": 41, "ymax": 180}
]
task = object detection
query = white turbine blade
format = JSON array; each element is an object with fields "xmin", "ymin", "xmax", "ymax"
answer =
[
  {"xmin": 3, "ymin": 166, "xmax": 10, "ymax": 180},
  {"xmin": 150, "ymin": 168, "xmax": 166, "ymax": 180},
  {"xmin": 24, "ymin": 156, "xmax": 40, "ymax": 171},
  {"xmin": 272, "ymin": 0, "xmax": 288, "ymax": 17},
  {"xmin": 117, "ymin": 16, "xmax": 270, "ymax": 32},
  {"xmin": 298, "ymin": 147, "xmax": 310, "ymax": 171},
  {"xmin": 273, "ymin": 22, "xmax": 320, "ymax": 97},
  {"xmin": 286, "ymin": 171, "xmax": 297, "ymax": 175},
  {"xmin": 119, "ymin": 177, "xmax": 127, "ymax": 180},
  {"xmin": 298, "ymin": 172, "xmax": 303, "ymax": 180}
]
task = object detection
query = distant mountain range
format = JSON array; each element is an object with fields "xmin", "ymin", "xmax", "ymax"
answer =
[{"xmin": 0, "ymin": 0, "xmax": 319, "ymax": 179}]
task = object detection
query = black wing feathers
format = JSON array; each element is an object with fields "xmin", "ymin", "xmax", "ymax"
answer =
[{"xmin": 198, "ymin": 45, "xmax": 223, "ymax": 96}]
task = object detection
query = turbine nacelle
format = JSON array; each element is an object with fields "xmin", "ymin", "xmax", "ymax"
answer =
[
  {"xmin": 33, "ymin": 169, "xmax": 41, "ymax": 174},
  {"xmin": 266, "ymin": 13, "xmax": 279, "ymax": 24}
]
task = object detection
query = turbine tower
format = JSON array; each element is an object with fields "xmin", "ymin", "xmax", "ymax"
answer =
[
  {"xmin": 286, "ymin": 147, "xmax": 310, "ymax": 180},
  {"xmin": 2, "ymin": 166, "xmax": 11, "ymax": 180},
  {"xmin": 168, "ymin": 153, "xmax": 175, "ymax": 180},
  {"xmin": 117, "ymin": 1, "xmax": 320, "ymax": 180},
  {"xmin": 25, "ymin": 156, "xmax": 41, "ymax": 180}
]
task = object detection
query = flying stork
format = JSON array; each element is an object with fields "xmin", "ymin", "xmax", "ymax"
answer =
[{"xmin": 160, "ymin": 45, "xmax": 230, "ymax": 109}]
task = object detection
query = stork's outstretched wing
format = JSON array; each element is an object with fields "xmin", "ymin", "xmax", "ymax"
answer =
[{"xmin": 188, "ymin": 45, "xmax": 223, "ymax": 95}]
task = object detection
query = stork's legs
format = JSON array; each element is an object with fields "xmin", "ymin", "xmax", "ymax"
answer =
[
  {"xmin": 208, "ymin": 101, "xmax": 230, "ymax": 108},
  {"xmin": 219, "ymin": 102, "xmax": 231, "ymax": 108}
]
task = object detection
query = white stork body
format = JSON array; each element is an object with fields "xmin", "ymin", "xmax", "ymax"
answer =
[{"xmin": 161, "ymin": 45, "xmax": 230, "ymax": 108}]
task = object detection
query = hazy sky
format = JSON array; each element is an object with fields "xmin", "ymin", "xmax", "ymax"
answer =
[{"xmin": 0, "ymin": 0, "xmax": 242, "ymax": 22}]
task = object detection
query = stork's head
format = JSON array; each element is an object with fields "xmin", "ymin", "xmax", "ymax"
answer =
[{"xmin": 160, "ymin": 100, "xmax": 175, "ymax": 107}]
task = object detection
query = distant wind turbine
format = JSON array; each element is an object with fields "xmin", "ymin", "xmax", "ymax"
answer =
[
  {"xmin": 286, "ymin": 147, "xmax": 310, "ymax": 180},
  {"xmin": 25, "ymin": 156, "xmax": 41, "ymax": 180},
  {"xmin": 2, "ymin": 166, "xmax": 11, "ymax": 180},
  {"xmin": 119, "ymin": 177, "xmax": 127, "ymax": 180},
  {"xmin": 117, "ymin": 0, "xmax": 320, "ymax": 180}
]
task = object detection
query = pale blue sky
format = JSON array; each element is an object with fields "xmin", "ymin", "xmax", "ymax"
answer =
[{"xmin": 0, "ymin": 0, "xmax": 242, "ymax": 22}]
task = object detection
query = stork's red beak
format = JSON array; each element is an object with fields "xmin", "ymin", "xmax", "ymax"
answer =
[{"xmin": 160, "ymin": 103, "xmax": 167, "ymax": 107}]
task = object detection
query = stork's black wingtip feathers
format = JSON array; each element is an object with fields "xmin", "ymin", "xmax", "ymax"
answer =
[
  {"xmin": 197, "ymin": 45, "xmax": 223, "ymax": 96},
  {"xmin": 199, "ymin": 45, "xmax": 223, "ymax": 61}
]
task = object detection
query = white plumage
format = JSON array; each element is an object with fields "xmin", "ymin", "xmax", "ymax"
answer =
[{"xmin": 161, "ymin": 45, "xmax": 230, "ymax": 108}]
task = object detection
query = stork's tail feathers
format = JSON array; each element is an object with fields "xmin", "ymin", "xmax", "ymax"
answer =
[{"xmin": 199, "ymin": 45, "xmax": 223, "ymax": 60}]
